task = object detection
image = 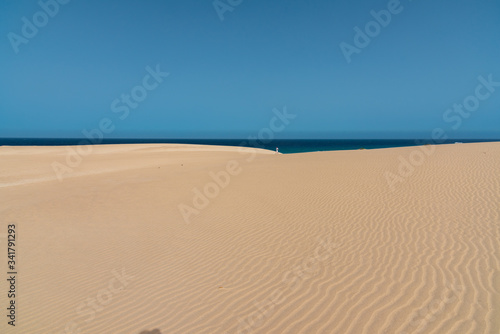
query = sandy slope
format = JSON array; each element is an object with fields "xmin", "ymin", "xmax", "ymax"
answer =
[{"xmin": 0, "ymin": 142, "xmax": 499, "ymax": 334}]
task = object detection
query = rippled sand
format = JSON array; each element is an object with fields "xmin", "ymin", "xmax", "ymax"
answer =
[{"xmin": 0, "ymin": 142, "xmax": 498, "ymax": 333}]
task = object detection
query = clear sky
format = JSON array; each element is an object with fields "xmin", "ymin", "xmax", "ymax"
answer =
[{"xmin": 1, "ymin": 0, "xmax": 499, "ymax": 139}]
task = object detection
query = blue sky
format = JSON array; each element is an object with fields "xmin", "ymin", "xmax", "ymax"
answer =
[{"xmin": 1, "ymin": 0, "xmax": 499, "ymax": 139}]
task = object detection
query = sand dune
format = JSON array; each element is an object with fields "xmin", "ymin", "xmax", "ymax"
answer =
[{"xmin": 0, "ymin": 142, "xmax": 499, "ymax": 334}]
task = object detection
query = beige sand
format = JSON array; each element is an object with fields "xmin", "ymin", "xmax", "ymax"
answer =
[{"xmin": 0, "ymin": 142, "xmax": 499, "ymax": 334}]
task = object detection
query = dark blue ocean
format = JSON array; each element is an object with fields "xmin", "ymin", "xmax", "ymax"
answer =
[{"xmin": 0, "ymin": 138, "xmax": 497, "ymax": 154}]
